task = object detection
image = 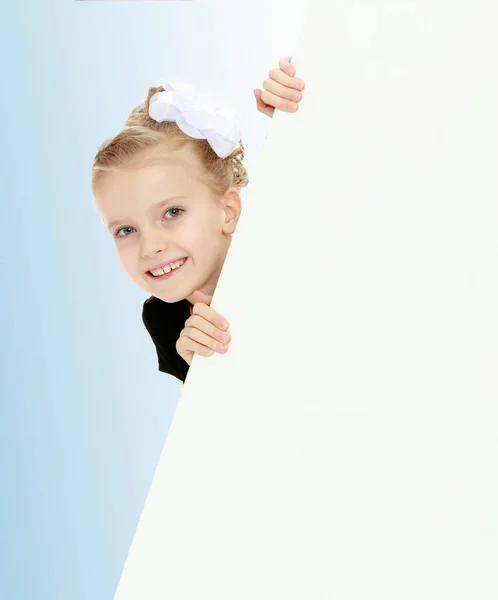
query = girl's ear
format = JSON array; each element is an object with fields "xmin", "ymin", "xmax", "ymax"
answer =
[{"xmin": 221, "ymin": 187, "xmax": 242, "ymax": 235}]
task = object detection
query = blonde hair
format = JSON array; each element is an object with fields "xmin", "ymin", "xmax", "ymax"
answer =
[{"xmin": 91, "ymin": 86, "xmax": 249, "ymax": 197}]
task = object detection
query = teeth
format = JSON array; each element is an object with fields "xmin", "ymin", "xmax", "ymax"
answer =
[{"xmin": 150, "ymin": 259, "xmax": 185, "ymax": 277}]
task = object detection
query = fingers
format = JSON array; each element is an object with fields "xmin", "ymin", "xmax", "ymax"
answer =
[
  {"xmin": 176, "ymin": 296, "xmax": 231, "ymax": 364},
  {"xmin": 176, "ymin": 334, "xmax": 214, "ymax": 361},
  {"xmin": 264, "ymin": 74, "xmax": 303, "ymax": 102},
  {"xmin": 269, "ymin": 65, "xmax": 304, "ymax": 91},
  {"xmin": 254, "ymin": 88, "xmax": 275, "ymax": 118},
  {"xmin": 189, "ymin": 289, "xmax": 213, "ymax": 306},
  {"xmin": 180, "ymin": 323, "xmax": 230, "ymax": 355},
  {"xmin": 179, "ymin": 303, "xmax": 232, "ymax": 359},
  {"xmin": 279, "ymin": 55, "xmax": 295, "ymax": 77},
  {"xmin": 191, "ymin": 301, "xmax": 229, "ymax": 331},
  {"xmin": 257, "ymin": 56, "xmax": 305, "ymax": 115},
  {"xmin": 261, "ymin": 89, "xmax": 300, "ymax": 113},
  {"xmin": 185, "ymin": 312, "xmax": 231, "ymax": 344},
  {"xmin": 176, "ymin": 334, "xmax": 215, "ymax": 358}
]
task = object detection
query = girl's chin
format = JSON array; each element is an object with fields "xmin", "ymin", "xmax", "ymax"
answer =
[
  {"xmin": 151, "ymin": 289, "xmax": 189, "ymax": 304},
  {"xmin": 151, "ymin": 284, "xmax": 199, "ymax": 305}
]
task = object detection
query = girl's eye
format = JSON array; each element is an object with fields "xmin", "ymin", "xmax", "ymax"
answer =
[
  {"xmin": 115, "ymin": 226, "xmax": 135, "ymax": 237},
  {"xmin": 164, "ymin": 207, "xmax": 184, "ymax": 219},
  {"xmin": 113, "ymin": 208, "xmax": 183, "ymax": 237}
]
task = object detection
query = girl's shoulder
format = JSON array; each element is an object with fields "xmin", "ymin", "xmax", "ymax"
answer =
[
  {"xmin": 142, "ymin": 296, "xmax": 190, "ymax": 383},
  {"xmin": 142, "ymin": 296, "xmax": 190, "ymax": 336}
]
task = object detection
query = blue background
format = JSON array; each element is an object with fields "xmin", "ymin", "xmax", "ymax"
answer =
[{"xmin": 0, "ymin": 1, "xmax": 307, "ymax": 598}]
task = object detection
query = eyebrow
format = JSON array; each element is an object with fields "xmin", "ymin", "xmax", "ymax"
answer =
[{"xmin": 106, "ymin": 195, "xmax": 187, "ymax": 231}]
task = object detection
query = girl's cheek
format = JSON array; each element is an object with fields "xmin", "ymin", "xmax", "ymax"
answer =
[{"xmin": 117, "ymin": 246, "xmax": 135, "ymax": 273}]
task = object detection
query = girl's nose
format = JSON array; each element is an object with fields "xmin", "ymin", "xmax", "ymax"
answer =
[{"xmin": 141, "ymin": 230, "xmax": 168, "ymax": 258}]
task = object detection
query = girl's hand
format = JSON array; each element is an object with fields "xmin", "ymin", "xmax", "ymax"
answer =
[
  {"xmin": 254, "ymin": 56, "xmax": 306, "ymax": 118},
  {"xmin": 176, "ymin": 291, "xmax": 231, "ymax": 367}
]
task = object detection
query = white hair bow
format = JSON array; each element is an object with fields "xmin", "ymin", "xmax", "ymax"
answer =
[{"xmin": 148, "ymin": 79, "xmax": 241, "ymax": 159}]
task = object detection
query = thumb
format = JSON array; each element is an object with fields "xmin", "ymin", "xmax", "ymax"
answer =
[
  {"xmin": 189, "ymin": 289, "xmax": 213, "ymax": 306},
  {"xmin": 254, "ymin": 88, "xmax": 275, "ymax": 118}
]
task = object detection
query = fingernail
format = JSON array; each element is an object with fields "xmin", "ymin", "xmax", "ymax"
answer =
[
  {"xmin": 219, "ymin": 333, "xmax": 230, "ymax": 343},
  {"xmin": 220, "ymin": 321, "xmax": 229, "ymax": 330}
]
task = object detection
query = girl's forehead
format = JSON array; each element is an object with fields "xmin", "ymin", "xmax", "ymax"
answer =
[
  {"xmin": 100, "ymin": 160, "xmax": 201, "ymax": 202},
  {"xmin": 94, "ymin": 160, "xmax": 214, "ymax": 223}
]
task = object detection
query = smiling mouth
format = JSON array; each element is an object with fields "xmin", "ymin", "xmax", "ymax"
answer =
[{"xmin": 146, "ymin": 258, "xmax": 188, "ymax": 279}]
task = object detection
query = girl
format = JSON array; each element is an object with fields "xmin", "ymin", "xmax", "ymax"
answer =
[{"xmin": 92, "ymin": 57, "xmax": 306, "ymax": 384}]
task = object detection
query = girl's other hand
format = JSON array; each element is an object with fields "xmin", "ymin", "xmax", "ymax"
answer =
[
  {"xmin": 176, "ymin": 291, "xmax": 231, "ymax": 366},
  {"xmin": 254, "ymin": 56, "xmax": 306, "ymax": 118}
]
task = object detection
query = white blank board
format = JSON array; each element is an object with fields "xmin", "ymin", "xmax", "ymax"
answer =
[{"xmin": 114, "ymin": 1, "xmax": 498, "ymax": 598}]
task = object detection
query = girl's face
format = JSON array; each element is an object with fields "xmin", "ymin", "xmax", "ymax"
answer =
[{"xmin": 93, "ymin": 147, "xmax": 241, "ymax": 304}]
